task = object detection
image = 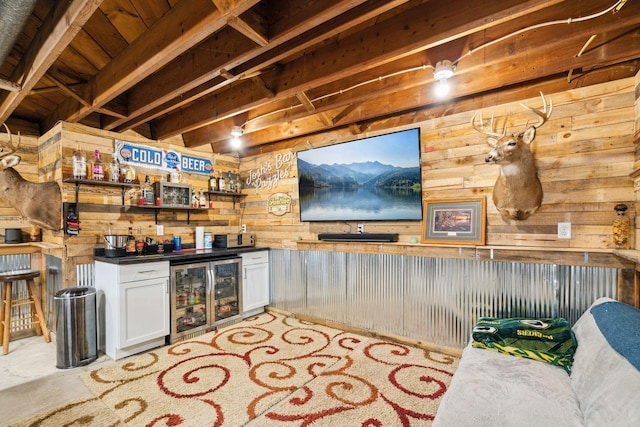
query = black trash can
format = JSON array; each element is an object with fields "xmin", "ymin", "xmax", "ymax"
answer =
[{"xmin": 55, "ymin": 286, "xmax": 98, "ymax": 369}]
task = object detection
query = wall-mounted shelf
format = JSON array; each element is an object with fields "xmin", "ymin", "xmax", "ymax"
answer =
[
  {"xmin": 127, "ymin": 205, "xmax": 215, "ymax": 224},
  {"xmin": 63, "ymin": 178, "xmax": 139, "ymax": 205},
  {"xmin": 205, "ymin": 190, "xmax": 246, "ymax": 208},
  {"xmin": 62, "ymin": 178, "xmax": 247, "ymax": 232}
]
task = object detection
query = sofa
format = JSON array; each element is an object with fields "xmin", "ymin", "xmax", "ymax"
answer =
[{"xmin": 433, "ymin": 297, "xmax": 640, "ymax": 426}]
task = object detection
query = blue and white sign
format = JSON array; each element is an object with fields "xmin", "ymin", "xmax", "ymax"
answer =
[
  {"xmin": 116, "ymin": 141, "xmax": 162, "ymax": 167},
  {"xmin": 115, "ymin": 140, "xmax": 213, "ymax": 175},
  {"xmin": 181, "ymin": 154, "xmax": 213, "ymax": 174},
  {"xmin": 162, "ymin": 149, "xmax": 181, "ymax": 170}
]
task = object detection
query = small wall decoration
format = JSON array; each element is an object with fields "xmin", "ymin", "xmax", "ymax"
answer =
[
  {"xmin": 268, "ymin": 192, "xmax": 292, "ymax": 216},
  {"xmin": 422, "ymin": 198, "xmax": 486, "ymax": 245},
  {"xmin": 246, "ymin": 150, "xmax": 296, "ymax": 192}
]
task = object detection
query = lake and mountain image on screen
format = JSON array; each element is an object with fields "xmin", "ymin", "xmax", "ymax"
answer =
[{"xmin": 297, "ymin": 128, "xmax": 422, "ymax": 221}]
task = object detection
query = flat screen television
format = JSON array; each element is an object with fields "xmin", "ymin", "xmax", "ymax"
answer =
[{"xmin": 297, "ymin": 128, "xmax": 422, "ymax": 222}]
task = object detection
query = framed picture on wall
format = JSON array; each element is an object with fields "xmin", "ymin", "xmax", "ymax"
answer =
[{"xmin": 422, "ymin": 198, "xmax": 486, "ymax": 245}]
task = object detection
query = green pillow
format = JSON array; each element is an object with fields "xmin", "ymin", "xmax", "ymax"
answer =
[{"xmin": 471, "ymin": 317, "xmax": 578, "ymax": 374}]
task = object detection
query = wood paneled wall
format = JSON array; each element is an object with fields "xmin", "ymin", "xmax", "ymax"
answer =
[
  {"xmin": 32, "ymin": 122, "xmax": 242, "ymax": 286},
  {"xmin": 1, "ymin": 78, "xmax": 637, "ymax": 287},
  {"xmin": 240, "ymin": 78, "xmax": 636, "ymax": 255}
]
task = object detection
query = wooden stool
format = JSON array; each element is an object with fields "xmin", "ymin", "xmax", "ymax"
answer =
[{"xmin": 0, "ymin": 270, "xmax": 51, "ymax": 355}]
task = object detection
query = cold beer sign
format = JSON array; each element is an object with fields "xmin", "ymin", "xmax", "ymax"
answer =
[{"xmin": 115, "ymin": 140, "xmax": 213, "ymax": 174}]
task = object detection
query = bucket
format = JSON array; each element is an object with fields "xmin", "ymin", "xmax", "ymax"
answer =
[{"xmin": 103, "ymin": 234, "xmax": 128, "ymax": 250}]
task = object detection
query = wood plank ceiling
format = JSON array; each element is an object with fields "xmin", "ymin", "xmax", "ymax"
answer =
[{"xmin": 0, "ymin": 0, "xmax": 638, "ymax": 156}]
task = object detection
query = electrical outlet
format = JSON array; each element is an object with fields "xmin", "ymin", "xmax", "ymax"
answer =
[
  {"xmin": 558, "ymin": 222, "xmax": 571, "ymax": 239},
  {"xmin": 357, "ymin": 224, "xmax": 365, "ymax": 234},
  {"xmin": 156, "ymin": 225, "xmax": 164, "ymax": 236},
  {"xmin": 241, "ymin": 224, "xmax": 247, "ymax": 233}
]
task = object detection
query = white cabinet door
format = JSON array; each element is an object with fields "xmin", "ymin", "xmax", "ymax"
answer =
[
  {"xmin": 242, "ymin": 251, "xmax": 269, "ymax": 315},
  {"xmin": 119, "ymin": 276, "xmax": 170, "ymax": 348}
]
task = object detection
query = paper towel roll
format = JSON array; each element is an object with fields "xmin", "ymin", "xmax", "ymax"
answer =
[{"xmin": 195, "ymin": 226, "xmax": 205, "ymax": 249}]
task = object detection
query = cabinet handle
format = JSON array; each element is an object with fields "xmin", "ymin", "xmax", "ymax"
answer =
[
  {"xmin": 165, "ymin": 279, "xmax": 169, "ymax": 294},
  {"xmin": 138, "ymin": 270, "xmax": 157, "ymax": 274}
]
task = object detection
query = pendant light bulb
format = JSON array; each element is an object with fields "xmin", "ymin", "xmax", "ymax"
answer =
[
  {"xmin": 433, "ymin": 60, "xmax": 454, "ymax": 98},
  {"xmin": 435, "ymin": 79, "xmax": 450, "ymax": 97}
]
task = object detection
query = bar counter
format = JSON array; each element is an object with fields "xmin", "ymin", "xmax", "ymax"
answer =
[{"xmin": 94, "ymin": 246, "xmax": 268, "ymax": 265}]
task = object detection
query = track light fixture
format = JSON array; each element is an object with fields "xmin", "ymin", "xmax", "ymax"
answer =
[{"xmin": 230, "ymin": 125, "xmax": 243, "ymax": 137}]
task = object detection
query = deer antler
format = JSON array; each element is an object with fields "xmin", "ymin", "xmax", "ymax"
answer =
[
  {"xmin": 471, "ymin": 111, "xmax": 506, "ymax": 147},
  {"xmin": 0, "ymin": 123, "xmax": 21, "ymax": 158},
  {"xmin": 520, "ymin": 92, "xmax": 553, "ymax": 129}
]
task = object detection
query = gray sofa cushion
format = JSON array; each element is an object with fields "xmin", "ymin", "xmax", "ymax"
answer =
[
  {"xmin": 434, "ymin": 297, "xmax": 640, "ymax": 427},
  {"xmin": 570, "ymin": 298, "xmax": 640, "ymax": 427},
  {"xmin": 433, "ymin": 343, "xmax": 584, "ymax": 426}
]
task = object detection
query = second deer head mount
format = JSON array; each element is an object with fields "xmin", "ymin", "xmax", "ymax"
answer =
[{"xmin": 472, "ymin": 92, "xmax": 553, "ymax": 221}]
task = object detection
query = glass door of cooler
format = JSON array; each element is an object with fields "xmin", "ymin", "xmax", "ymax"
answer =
[
  {"xmin": 209, "ymin": 258, "xmax": 242, "ymax": 325},
  {"xmin": 170, "ymin": 262, "xmax": 209, "ymax": 342}
]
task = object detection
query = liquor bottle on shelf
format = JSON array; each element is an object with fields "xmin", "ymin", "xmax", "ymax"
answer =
[
  {"xmin": 218, "ymin": 172, "xmax": 226, "ymax": 193},
  {"xmin": 72, "ymin": 145, "xmax": 86, "ymax": 180},
  {"xmin": 92, "ymin": 149, "xmax": 104, "ymax": 180},
  {"xmin": 108, "ymin": 153, "xmax": 120, "ymax": 182},
  {"xmin": 227, "ymin": 171, "xmax": 234, "ymax": 192},
  {"xmin": 209, "ymin": 171, "xmax": 218, "ymax": 192},
  {"xmin": 141, "ymin": 175, "xmax": 155, "ymax": 205},
  {"xmin": 191, "ymin": 190, "xmax": 199, "ymax": 208},
  {"xmin": 235, "ymin": 174, "xmax": 242, "ymax": 193},
  {"xmin": 198, "ymin": 190, "xmax": 207, "ymax": 208}
]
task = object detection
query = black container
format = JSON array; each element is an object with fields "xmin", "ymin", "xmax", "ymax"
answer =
[{"xmin": 5, "ymin": 228, "xmax": 22, "ymax": 244}]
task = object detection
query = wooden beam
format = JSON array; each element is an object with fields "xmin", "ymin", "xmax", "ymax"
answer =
[
  {"xmin": 46, "ymin": 73, "xmax": 91, "ymax": 108},
  {"xmin": 0, "ymin": 0, "xmax": 102, "ymax": 125},
  {"xmin": 333, "ymin": 103, "xmax": 363, "ymax": 125},
  {"xmin": 296, "ymin": 92, "xmax": 315, "ymax": 111},
  {"xmin": 227, "ymin": 15, "xmax": 268, "ymax": 46},
  {"xmin": 111, "ymin": 0, "xmax": 400, "ymax": 132},
  {"xmin": 185, "ymin": 0, "xmax": 639, "ymax": 148},
  {"xmin": 44, "ymin": 0, "xmax": 260, "ymax": 130},
  {"xmin": 0, "ymin": 78, "xmax": 20, "ymax": 92},
  {"xmin": 152, "ymin": 0, "xmax": 565, "ymax": 139},
  {"xmin": 251, "ymin": 76, "xmax": 275, "ymax": 98}
]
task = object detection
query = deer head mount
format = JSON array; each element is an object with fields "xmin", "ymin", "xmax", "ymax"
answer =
[
  {"xmin": 0, "ymin": 123, "xmax": 62, "ymax": 230},
  {"xmin": 472, "ymin": 92, "xmax": 552, "ymax": 221}
]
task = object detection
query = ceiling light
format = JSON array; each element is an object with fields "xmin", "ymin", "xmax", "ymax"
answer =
[
  {"xmin": 435, "ymin": 79, "xmax": 450, "ymax": 97},
  {"xmin": 433, "ymin": 60, "xmax": 455, "ymax": 98},
  {"xmin": 433, "ymin": 60, "xmax": 454, "ymax": 80},
  {"xmin": 230, "ymin": 125, "xmax": 243, "ymax": 137},
  {"xmin": 230, "ymin": 137, "xmax": 242, "ymax": 149}
]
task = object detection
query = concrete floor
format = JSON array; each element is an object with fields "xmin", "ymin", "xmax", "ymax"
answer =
[{"xmin": 0, "ymin": 335, "xmax": 113, "ymax": 426}]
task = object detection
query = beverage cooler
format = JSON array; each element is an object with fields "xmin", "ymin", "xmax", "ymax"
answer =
[{"xmin": 169, "ymin": 258, "xmax": 242, "ymax": 343}]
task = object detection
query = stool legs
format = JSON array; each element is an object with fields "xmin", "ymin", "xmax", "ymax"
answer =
[
  {"xmin": 1, "ymin": 279, "xmax": 50, "ymax": 355},
  {"xmin": 26, "ymin": 279, "xmax": 50, "ymax": 343},
  {"xmin": 0, "ymin": 283, "xmax": 5, "ymax": 341},
  {"xmin": 2, "ymin": 282, "xmax": 12, "ymax": 355}
]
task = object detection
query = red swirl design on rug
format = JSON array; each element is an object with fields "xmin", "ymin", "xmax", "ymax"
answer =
[{"xmin": 14, "ymin": 312, "xmax": 458, "ymax": 426}]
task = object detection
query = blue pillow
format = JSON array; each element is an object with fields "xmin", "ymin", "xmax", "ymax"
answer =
[{"xmin": 590, "ymin": 301, "xmax": 640, "ymax": 370}]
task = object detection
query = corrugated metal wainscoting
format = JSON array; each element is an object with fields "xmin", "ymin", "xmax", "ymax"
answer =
[
  {"xmin": 269, "ymin": 250, "xmax": 617, "ymax": 350},
  {"xmin": 0, "ymin": 254, "xmax": 32, "ymax": 334}
]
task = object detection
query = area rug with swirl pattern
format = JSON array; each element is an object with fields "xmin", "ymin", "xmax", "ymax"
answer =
[{"xmin": 12, "ymin": 311, "xmax": 458, "ymax": 426}]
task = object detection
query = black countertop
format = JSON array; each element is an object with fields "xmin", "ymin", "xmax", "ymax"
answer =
[{"xmin": 94, "ymin": 247, "xmax": 268, "ymax": 265}]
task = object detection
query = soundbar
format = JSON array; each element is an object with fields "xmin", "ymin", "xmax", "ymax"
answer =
[{"xmin": 318, "ymin": 233, "xmax": 399, "ymax": 242}]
